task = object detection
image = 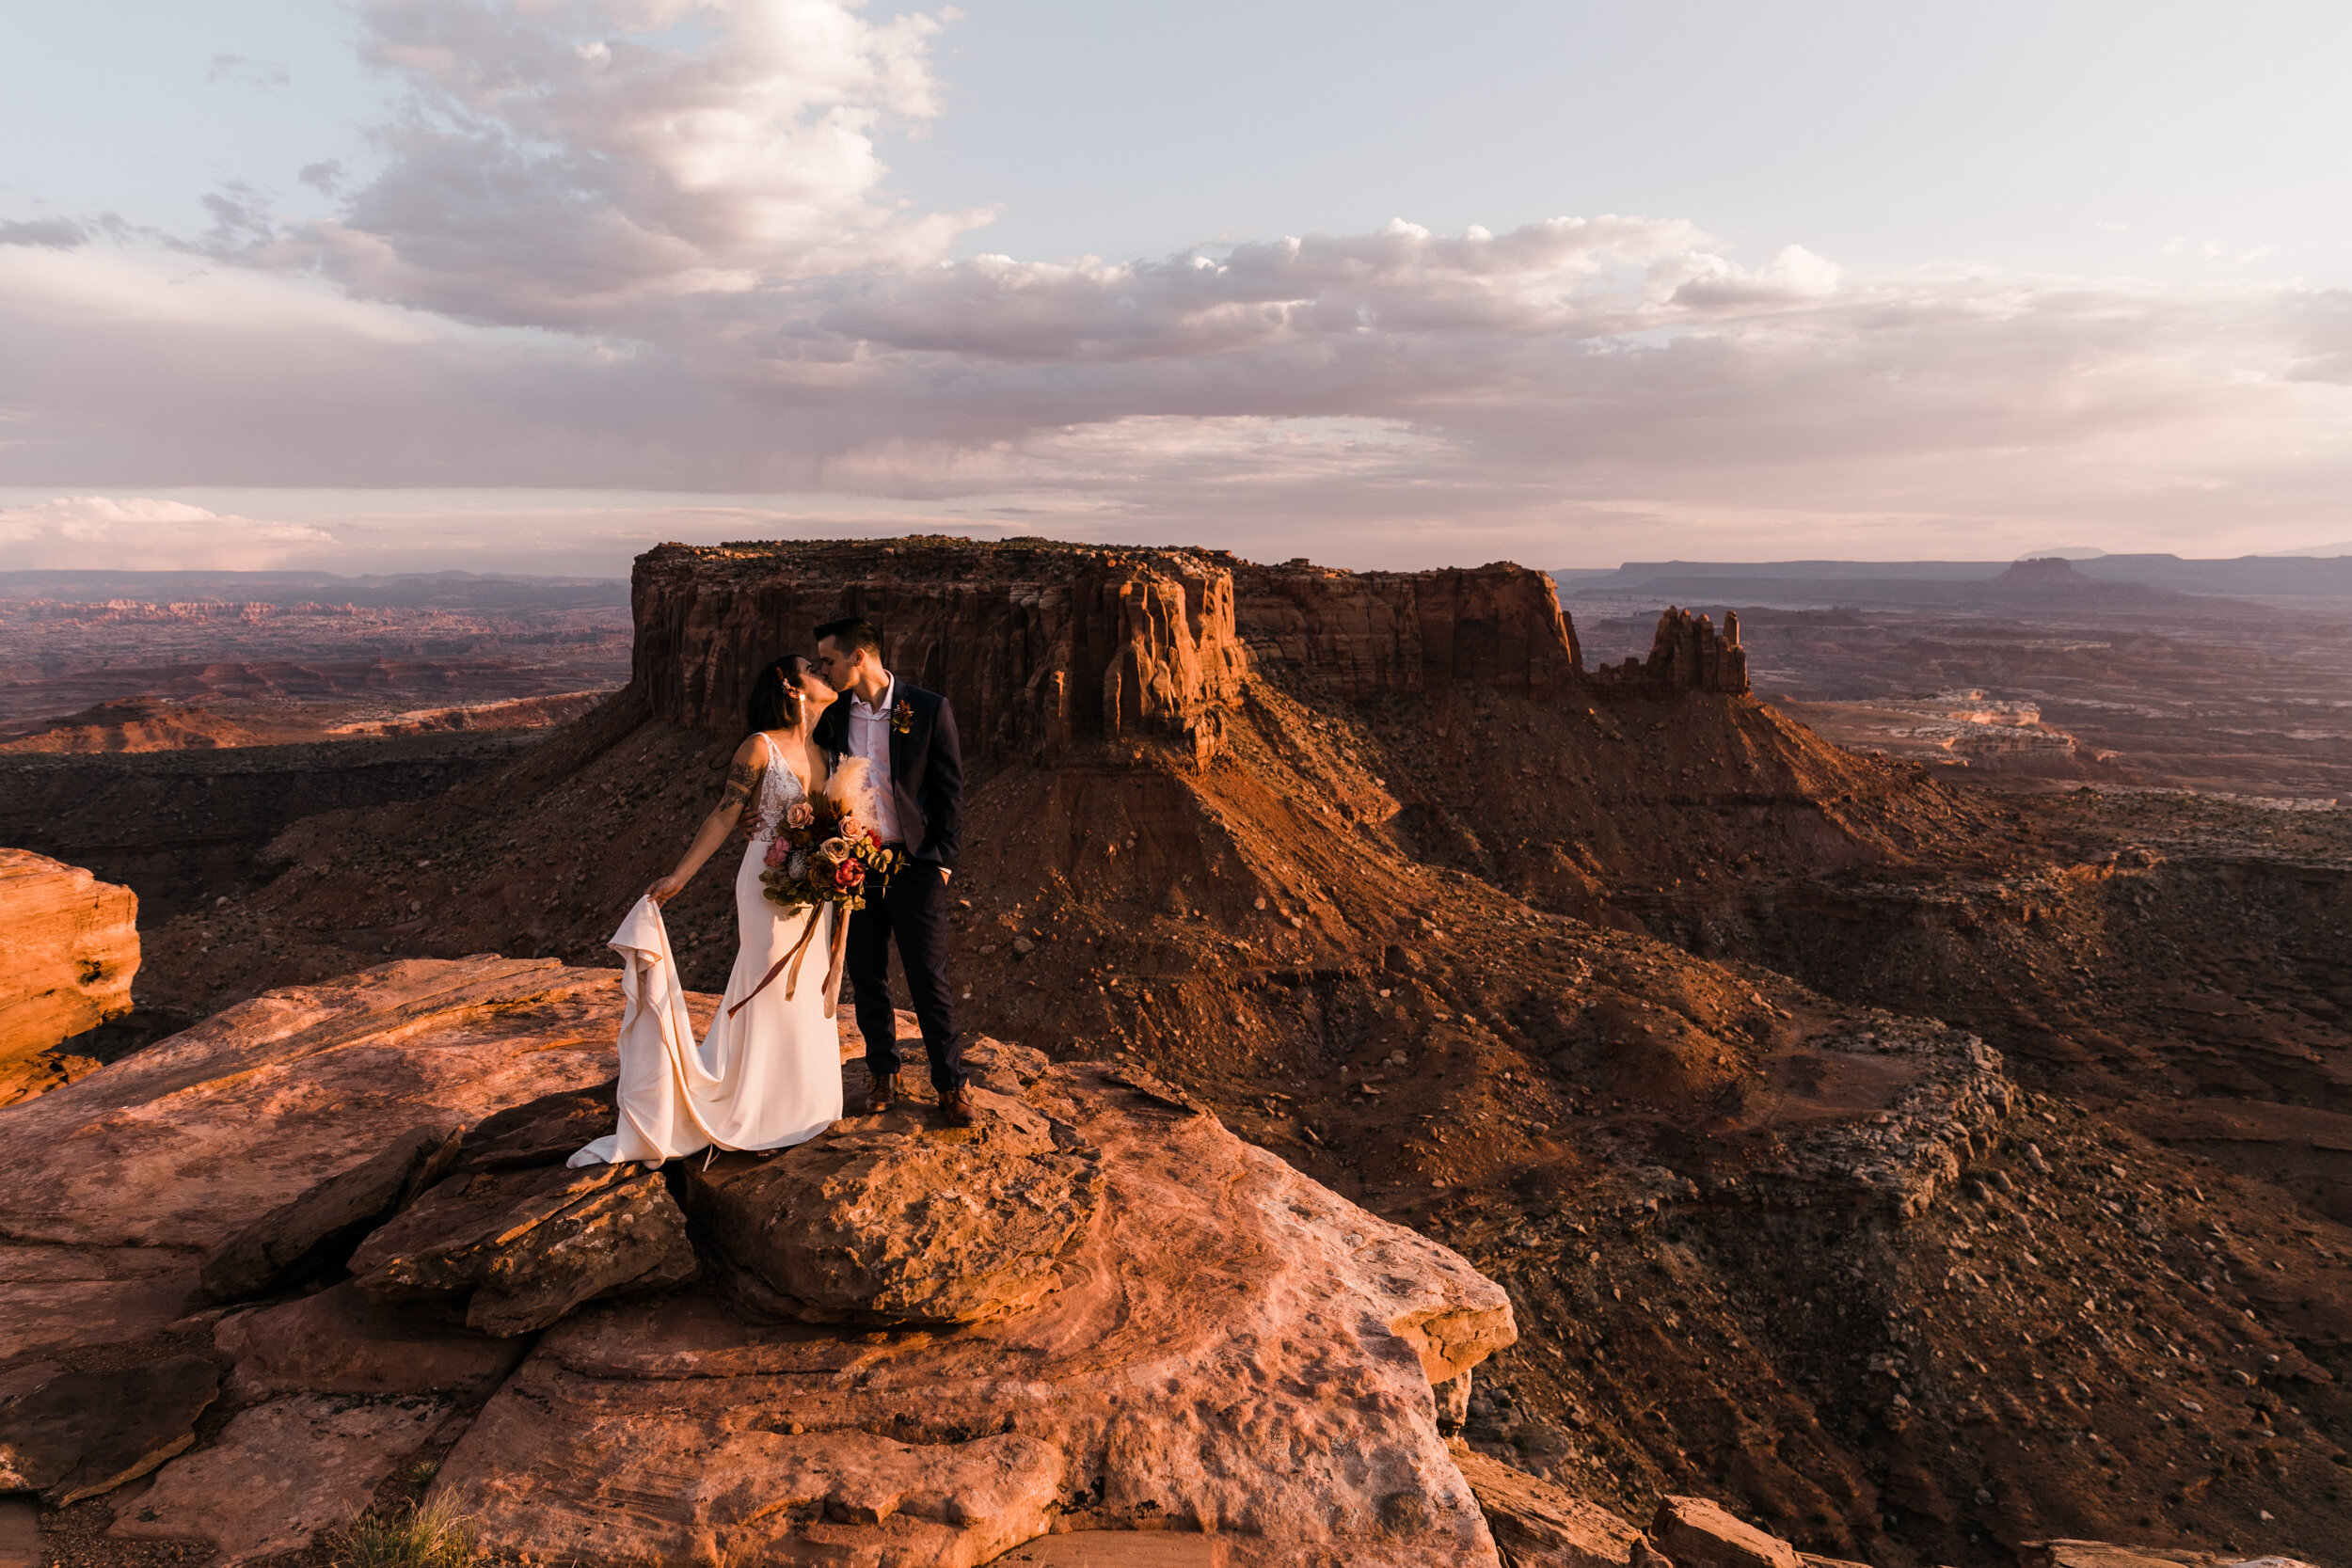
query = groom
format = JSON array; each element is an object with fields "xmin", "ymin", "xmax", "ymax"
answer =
[{"xmin": 811, "ymin": 618, "xmax": 973, "ymax": 1125}]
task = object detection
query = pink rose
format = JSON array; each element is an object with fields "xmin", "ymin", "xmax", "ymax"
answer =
[
  {"xmin": 764, "ymin": 838, "xmax": 789, "ymax": 868},
  {"xmin": 786, "ymin": 800, "xmax": 815, "ymax": 830}
]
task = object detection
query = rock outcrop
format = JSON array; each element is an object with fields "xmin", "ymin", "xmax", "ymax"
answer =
[
  {"xmin": 632, "ymin": 539, "xmax": 1252, "ymax": 764},
  {"xmin": 632, "ymin": 543, "xmax": 1627, "ymax": 765},
  {"xmin": 0, "ymin": 1355, "xmax": 219, "ymax": 1507},
  {"xmin": 0, "ymin": 957, "xmax": 1520, "ymax": 1567},
  {"xmin": 109, "ymin": 1394, "xmax": 453, "ymax": 1567},
  {"xmin": 685, "ymin": 1083, "xmax": 1101, "ymax": 1326},
  {"xmin": 1233, "ymin": 560, "xmax": 1584, "ymax": 700},
  {"xmin": 1589, "ymin": 607, "xmax": 1749, "ymax": 694},
  {"xmin": 0, "ymin": 848, "xmax": 137, "ymax": 1106},
  {"xmin": 1452, "ymin": 1447, "xmax": 1644, "ymax": 1568},
  {"xmin": 431, "ymin": 1028, "xmax": 1515, "ymax": 1567},
  {"xmin": 0, "ymin": 957, "xmax": 631, "ymax": 1363},
  {"xmin": 348, "ymin": 1158, "xmax": 698, "ymax": 1336}
]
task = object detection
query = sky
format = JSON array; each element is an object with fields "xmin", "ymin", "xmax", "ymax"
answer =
[{"xmin": 3, "ymin": 0, "xmax": 2349, "ymax": 576}]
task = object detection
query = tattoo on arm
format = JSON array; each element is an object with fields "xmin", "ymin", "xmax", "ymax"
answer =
[{"xmin": 719, "ymin": 758, "xmax": 757, "ymax": 812}]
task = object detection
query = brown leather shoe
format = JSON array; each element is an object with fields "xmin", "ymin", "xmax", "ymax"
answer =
[
  {"xmin": 940, "ymin": 1087, "xmax": 977, "ymax": 1127},
  {"xmin": 859, "ymin": 1072, "xmax": 898, "ymax": 1115}
]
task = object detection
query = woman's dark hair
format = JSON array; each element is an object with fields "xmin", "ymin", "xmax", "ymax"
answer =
[{"xmin": 745, "ymin": 655, "xmax": 815, "ymax": 736}]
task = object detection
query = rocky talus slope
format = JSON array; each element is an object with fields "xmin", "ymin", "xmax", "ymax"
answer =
[
  {"xmin": 74, "ymin": 539, "xmax": 2352, "ymax": 1566},
  {"xmin": 0, "ymin": 849, "xmax": 136, "ymax": 1105}
]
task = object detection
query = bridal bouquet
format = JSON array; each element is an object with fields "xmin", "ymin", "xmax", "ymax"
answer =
[
  {"xmin": 736, "ymin": 757, "xmax": 900, "ymax": 1020},
  {"xmin": 757, "ymin": 795, "xmax": 900, "ymax": 913}
]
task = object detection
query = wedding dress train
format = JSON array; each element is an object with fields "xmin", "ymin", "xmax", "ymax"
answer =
[{"xmin": 569, "ymin": 736, "xmax": 843, "ymax": 1166}]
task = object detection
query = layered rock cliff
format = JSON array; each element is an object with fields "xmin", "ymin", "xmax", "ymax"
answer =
[
  {"xmin": 633, "ymin": 542, "xmax": 1756, "ymax": 765},
  {"xmin": 0, "ymin": 849, "xmax": 136, "ymax": 1105},
  {"xmin": 631, "ymin": 539, "xmax": 1251, "ymax": 765},
  {"xmin": 1233, "ymin": 560, "xmax": 1584, "ymax": 700}
]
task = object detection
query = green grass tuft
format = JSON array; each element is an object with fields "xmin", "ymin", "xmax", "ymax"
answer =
[{"xmin": 335, "ymin": 1494, "xmax": 477, "ymax": 1568}]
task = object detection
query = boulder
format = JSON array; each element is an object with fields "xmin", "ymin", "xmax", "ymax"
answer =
[
  {"xmin": 1454, "ymin": 1449, "xmax": 1643, "ymax": 1568},
  {"xmin": 109, "ymin": 1393, "xmax": 449, "ymax": 1566},
  {"xmin": 0, "ymin": 1245, "xmax": 197, "ymax": 1363},
  {"xmin": 443, "ymin": 1078, "xmax": 619, "ymax": 1176},
  {"xmin": 0, "ymin": 958, "xmax": 623, "ymax": 1356},
  {"xmin": 3, "ymin": 958, "xmax": 1519, "ymax": 1567},
  {"xmin": 215, "ymin": 1280, "xmax": 531, "ymax": 1399},
  {"xmin": 2018, "ymin": 1544, "xmax": 2320, "ymax": 1568},
  {"xmin": 0, "ymin": 957, "xmax": 624, "ymax": 1252},
  {"xmin": 0, "ymin": 1354, "xmax": 219, "ymax": 1507},
  {"xmin": 349, "ymin": 1160, "xmax": 697, "ymax": 1336},
  {"xmin": 1651, "ymin": 1497, "xmax": 1801, "ymax": 1568},
  {"xmin": 0, "ymin": 848, "xmax": 135, "ymax": 1106},
  {"xmin": 433, "ymin": 1053, "xmax": 1518, "ymax": 1568},
  {"xmin": 684, "ymin": 1086, "xmax": 1100, "ymax": 1325},
  {"xmin": 198, "ymin": 1121, "xmax": 460, "ymax": 1300}
]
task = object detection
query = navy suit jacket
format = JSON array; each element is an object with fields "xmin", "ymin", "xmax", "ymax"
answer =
[{"xmin": 813, "ymin": 681, "xmax": 964, "ymax": 871}]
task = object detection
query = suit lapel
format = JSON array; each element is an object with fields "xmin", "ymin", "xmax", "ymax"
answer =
[{"xmin": 886, "ymin": 686, "xmax": 915, "ymax": 787}]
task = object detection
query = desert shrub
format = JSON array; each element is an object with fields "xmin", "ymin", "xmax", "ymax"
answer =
[{"xmin": 335, "ymin": 1495, "xmax": 477, "ymax": 1568}]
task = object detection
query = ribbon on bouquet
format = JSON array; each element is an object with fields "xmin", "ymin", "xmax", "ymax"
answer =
[{"xmin": 728, "ymin": 904, "xmax": 851, "ymax": 1021}]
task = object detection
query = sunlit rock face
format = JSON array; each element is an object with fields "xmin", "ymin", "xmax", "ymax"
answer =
[
  {"xmin": 629, "ymin": 539, "xmax": 1252, "ymax": 765},
  {"xmin": 0, "ymin": 848, "xmax": 137, "ymax": 1105},
  {"xmin": 0, "ymin": 958, "xmax": 1520, "ymax": 1567}
]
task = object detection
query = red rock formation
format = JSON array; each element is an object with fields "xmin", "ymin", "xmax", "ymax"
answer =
[
  {"xmin": 1589, "ymin": 606, "xmax": 1749, "ymax": 694},
  {"xmin": 1234, "ymin": 559, "xmax": 1583, "ymax": 699},
  {"xmin": 632, "ymin": 544, "xmax": 1611, "ymax": 770},
  {"xmin": 630, "ymin": 539, "xmax": 1251, "ymax": 764},
  {"xmin": 0, "ymin": 849, "xmax": 137, "ymax": 1105},
  {"xmin": 0, "ymin": 957, "xmax": 1519, "ymax": 1567}
]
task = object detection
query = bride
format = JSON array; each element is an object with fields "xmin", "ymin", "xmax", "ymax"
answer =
[{"xmin": 570, "ymin": 654, "xmax": 855, "ymax": 1168}]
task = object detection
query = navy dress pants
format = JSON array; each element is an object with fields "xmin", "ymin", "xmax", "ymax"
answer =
[{"xmin": 845, "ymin": 859, "xmax": 964, "ymax": 1093}]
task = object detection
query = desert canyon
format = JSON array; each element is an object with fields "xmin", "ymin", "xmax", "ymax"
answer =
[{"xmin": 3, "ymin": 539, "xmax": 2349, "ymax": 1568}]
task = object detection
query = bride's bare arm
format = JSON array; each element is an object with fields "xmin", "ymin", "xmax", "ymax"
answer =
[{"xmin": 647, "ymin": 737, "xmax": 765, "ymax": 903}]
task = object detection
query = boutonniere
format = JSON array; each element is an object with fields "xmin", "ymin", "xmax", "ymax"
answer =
[{"xmin": 891, "ymin": 697, "xmax": 914, "ymax": 735}]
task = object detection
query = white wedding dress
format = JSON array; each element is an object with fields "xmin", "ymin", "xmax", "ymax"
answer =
[{"xmin": 569, "ymin": 735, "xmax": 843, "ymax": 1166}]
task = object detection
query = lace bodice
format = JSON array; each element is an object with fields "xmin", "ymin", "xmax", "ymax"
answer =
[{"xmin": 749, "ymin": 733, "xmax": 806, "ymax": 841}]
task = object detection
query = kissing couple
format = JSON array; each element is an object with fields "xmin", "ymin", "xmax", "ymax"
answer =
[{"xmin": 569, "ymin": 617, "xmax": 970, "ymax": 1172}]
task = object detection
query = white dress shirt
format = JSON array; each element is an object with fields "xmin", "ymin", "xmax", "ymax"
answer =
[{"xmin": 846, "ymin": 676, "xmax": 903, "ymax": 845}]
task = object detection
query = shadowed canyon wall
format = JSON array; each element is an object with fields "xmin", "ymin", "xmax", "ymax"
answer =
[{"xmin": 1232, "ymin": 561, "xmax": 1586, "ymax": 700}]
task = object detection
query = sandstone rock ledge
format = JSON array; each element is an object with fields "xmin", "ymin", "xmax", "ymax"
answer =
[
  {"xmin": 0, "ymin": 958, "xmax": 1518, "ymax": 1568},
  {"xmin": 437, "ymin": 1038, "xmax": 1516, "ymax": 1568},
  {"xmin": 0, "ymin": 847, "xmax": 137, "ymax": 1106}
]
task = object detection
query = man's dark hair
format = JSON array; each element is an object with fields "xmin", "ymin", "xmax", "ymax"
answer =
[{"xmin": 815, "ymin": 617, "xmax": 882, "ymax": 659}]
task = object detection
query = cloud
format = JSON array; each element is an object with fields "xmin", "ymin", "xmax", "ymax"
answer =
[
  {"xmin": 5, "ymin": 0, "xmax": 2352, "ymax": 570},
  {"xmin": 0, "ymin": 217, "xmax": 90, "ymax": 249},
  {"xmin": 0, "ymin": 496, "xmax": 334, "ymax": 569},
  {"xmin": 230, "ymin": 0, "xmax": 991, "ymax": 330},
  {"xmin": 206, "ymin": 55, "xmax": 292, "ymax": 92}
]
